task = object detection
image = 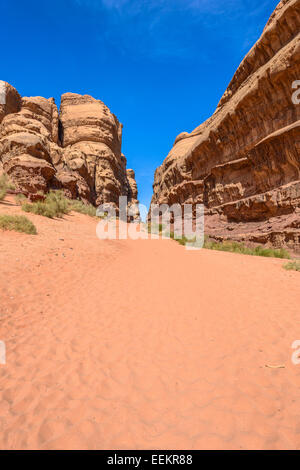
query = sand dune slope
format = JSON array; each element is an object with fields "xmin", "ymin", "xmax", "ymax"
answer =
[{"xmin": 0, "ymin": 198, "xmax": 300, "ymax": 450}]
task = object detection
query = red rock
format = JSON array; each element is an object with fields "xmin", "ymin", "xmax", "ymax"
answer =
[
  {"xmin": 126, "ymin": 169, "xmax": 140, "ymax": 220},
  {"xmin": 151, "ymin": 0, "xmax": 300, "ymax": 252},
  {"xmin": 0, "ymin": 85, "xmax": 138, "ymax": 214}
]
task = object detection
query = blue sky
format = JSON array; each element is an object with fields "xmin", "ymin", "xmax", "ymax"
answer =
[{"xmin": 2, "ymin": 0, "xmax": 278, "ymax": 208}]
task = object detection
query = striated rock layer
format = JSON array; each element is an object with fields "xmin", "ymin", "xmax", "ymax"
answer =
[
  {"xmin": 151, "ymin": 0, "xmax": 300, "ymax": 252},
  {"xmin": 0, "ymin": 82, "xmax": 138, "ymax": 214}
]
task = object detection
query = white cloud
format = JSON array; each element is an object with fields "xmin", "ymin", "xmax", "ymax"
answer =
[
  {"xmin": 73, "ymin": 0, "xmax": 277, "ymax": 62},
  {"xmin": 79, "ymin": 0, "xmax": 244, "ymax": 15}
]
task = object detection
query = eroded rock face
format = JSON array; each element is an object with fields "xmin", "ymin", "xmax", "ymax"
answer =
[
  {"xmin": 59, "ymin": 92, "xmax": 129, "ymax": 206},
  {"xmin": 0, "ymin": 84, "xmax": 138, "ymax": 213},
  {"xmin": 151, "ymin": 0, "xmax": 300, "ymax": 251},
  {"xmin": 0, "ymin": 91, "xmax": 58, "ymax": 194},
  {"xmin": 126, "ymin": 168, "xmax": 140, "ymax": 220}
]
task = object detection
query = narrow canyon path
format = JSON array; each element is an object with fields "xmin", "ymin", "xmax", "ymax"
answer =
[{"xmin": 0, "ymin": 199, "xmax": 300, "ymax": 450}]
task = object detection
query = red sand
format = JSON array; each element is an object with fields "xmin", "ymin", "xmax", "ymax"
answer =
[{"xmin": 0, "ymin": 196, "xmax": 300, "ymax": 450}]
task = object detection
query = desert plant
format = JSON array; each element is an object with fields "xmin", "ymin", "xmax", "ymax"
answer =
[
  {"xmin": 0, "ymin": 188, "xmax": 6, "ymax": 202},
  {"xmin": 283, "ymin": 261, "xmax": 300, "ymax": 272},
  {"xmin": 68, "ymin": 199, "xmax": 97, "ymax": 217},
  {"xmin": 203, "ymin": 239, "xmax": 290, "ymax": 259},
  {"xmin": 251, "ymin": 245, "xmax": 291, "ymax": 259},
  {"xmin": 0, "ymin": 174, "xmax": 15, "ymax": 191},
  {"xmin": 22, "ymin": 190, "xmax": 70, "ymax": 219},
  {"xmin": 169, "ymin": 233, "xmax": 196, "ymax": 246},
  {"xmin": 15, "ymin": 194, "xmax": 27, "ymax": 205},
  {"xmin": 148, "ymin": 223, "xmax": 165, "ymax": 234},
  {"xmin": 22, "ymin": 191, "xmax": 107, "ymax": 219},
  {"xmin": 0, "ymin": 174, "xmax": 15, "ymax": 201},
  {"xmin": 170, "ymin": 233, "xmax": 290, "ymax": 260},
  {"xmin": 0, "ymin": 214, "xmax": 37, "ymax": 234}
]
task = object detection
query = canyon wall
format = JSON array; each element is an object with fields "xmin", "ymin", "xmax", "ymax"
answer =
[
  {"xmin": 151, "ymin": 0, "xmax": 300, "ymax": 251},
  {"xmin": 0, "ymin": 83, "xmax": 138, "ymax": 214}
]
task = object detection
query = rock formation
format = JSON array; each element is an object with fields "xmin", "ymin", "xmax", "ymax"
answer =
[
  {"xmin": 0, "ymin": 82, "xmax": 138, "ymax": 215},
  {"xmin": 126, "ymin": 168, "xmax": 140, "ymax": 220},
  {"xmin": 151, "ymin": 0, "xmax": 300, "ymax": 251}
]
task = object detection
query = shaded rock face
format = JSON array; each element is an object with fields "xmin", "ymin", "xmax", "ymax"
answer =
[
  {"xmin": 126, "ymin": 168, "xmax": 140, "ymax": 220},
  {"xmin": 151, "ymin": 0, "xmax": 300, "ymax": 251},
  {"xmin": 126, "ymin": 169, "xmax": 138, "ymax": 201},
  {"xmin": 0, "ymin": 83, "xmax": 138, "ymax": 213}
]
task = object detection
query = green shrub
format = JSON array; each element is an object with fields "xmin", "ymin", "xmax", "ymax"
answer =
[
  {"xmin": 170, "ymin": 233, "xmax": 290, "ymax": 260},
  {"xmin": 0, "ymin": 176, "xmax": 7, "ymax": 201},
  {"xmin": 148, "ymin": 223, "xmax": 165, "ymax": 234},
  {"xmin": 283, "ymin": 261, "xmax": 300, "ymax": 272},
  {"xmin": 22, "ymin": 190, "xmax": 70, "ymax": 219},
  {"xmin": 0, "ymin": 174, "xmax": 15, "ymax": 201},
  {"xmin": 15, "ymin": 194, "xmax": 27, "ymax": 205},
  {"xmin": 22, "ymin": 191, "xmax": 105, "ymax": 219},
  {"xmin": 170, "ymin": 234, "xmax": 196, "ymax": 246},
  {"xmin": 0, "ymin": 174, "xmax": 15, "ymax": 191},
  {"xmin": 250, "ymin": 245, "xmax": 291, "ymax": 259},
  {"xmin": 203, "ymin": 239, "xmax": 290, "ymax": 259},
  {"xmin": 68, "ymin": 199, "xmax": 97, "ymax": 217},
  {"xmin": 0, "ymin": 214, "xmax": 37, "ymax": 234},
  {"xmin": 0, "ymin": 188, "xmax": 6, "ymax": 202}
]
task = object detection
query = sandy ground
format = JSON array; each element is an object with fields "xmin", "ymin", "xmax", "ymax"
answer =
[{"xmin": 0, "ymin": 196, "xmax": 300, "ymax": 450}]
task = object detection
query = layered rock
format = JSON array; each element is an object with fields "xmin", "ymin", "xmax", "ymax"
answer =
[
  {"xmin": 58, "ymin": 93, "xmax": 130, "ymax": 207},
  {"xmin": 151, "ymin": 0, "xmax": 300, "ymax": 251},
  {"xmin": 0, "ymin": 92, "xmax": 59, "ymax": 194},
  {"xmin": 0, "ymin": 83, "xmax": 138, "ymax": 214},
  {"xmin": 126, "ymin": 168, "xmax": 140, "ymax": 220}
]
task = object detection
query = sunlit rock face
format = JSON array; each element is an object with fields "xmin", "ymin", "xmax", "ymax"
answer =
[
  {"xmin": 0, "ymin": 85, "xmax": 138, "ymax": 213},
  {"xmin": 151, "ymin": 0, "xmax": 300, "ymax": 251}
]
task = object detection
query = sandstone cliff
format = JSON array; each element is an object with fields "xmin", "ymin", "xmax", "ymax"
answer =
[
  {"xmin": 0, "ymin": 83, "xmax": 138, "ymax": 214},
  {"xmin": 151, "ymin": 0, "xmax": 300, "ymax": 251}
]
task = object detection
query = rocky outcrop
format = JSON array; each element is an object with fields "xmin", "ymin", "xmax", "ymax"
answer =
[
  {"xmin": 58, "ymin": 92, "xmax": 128, "ymax": 206},
  {"xmin": 151, "ymin": 0, "xmax": 300, "ymax": 252},
  {"xmin": 0, "ymin": 93, "xmax": 59, "ymax": 195},
  {"xmin": 0, "ymin": 82, "xmax": 138, "ymax": 215},
  {"xmin": 126, "ymin": 168, "xmax": 138, "ymax": 201},
  {"xmin": 126, "ymin": 168, "xmax": 140, "ymax": 220}
]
